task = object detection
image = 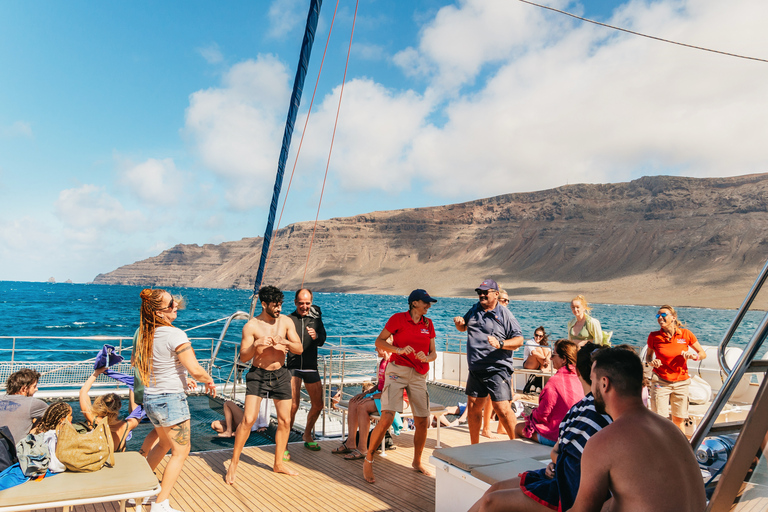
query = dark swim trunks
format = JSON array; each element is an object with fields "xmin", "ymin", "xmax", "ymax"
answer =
[
  {"xmin": 290, "ymin": 369, "xmax": 321, "ymax": 384},
  {"xmin": 519, "ymin": 468, "xmax": 559, "ymax": 511},
  {"xmin": 246, "ymin": 366, "xmax": 292, "ymax": 400}
]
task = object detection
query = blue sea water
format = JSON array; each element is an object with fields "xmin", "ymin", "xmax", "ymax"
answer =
[{"xmin": 0, "ymin": 281, "xmax": 765, "ymax": 362}]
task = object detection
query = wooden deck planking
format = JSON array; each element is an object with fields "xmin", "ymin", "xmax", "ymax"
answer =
[{"xmin": 14, "ymin": 425, "xmax": 487, "ymax": 512}]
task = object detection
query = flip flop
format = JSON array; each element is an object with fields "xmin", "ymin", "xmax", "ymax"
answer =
[
  {"xmin": 304, "ymin": 441, "xmax": 321, "ymax": 451},
  {"xmin": 332, "ymin": 442, "xmax": 352, "ymax": 455},
  {"xmin": 344, "ymin": 449, "xmax": 365, "ymax": 460},
  {"xmin": 283, "ymin": 450, "xmax": 291, "ymax": 461}
]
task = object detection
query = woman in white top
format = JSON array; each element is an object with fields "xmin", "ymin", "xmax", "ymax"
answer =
[
  {"xmin": 133, "ymin": 289, "xmax": 216, "ymax": 512},
  {"xmin": 523, "ymin": 327, "xmax": 551, "ymax": 371}
]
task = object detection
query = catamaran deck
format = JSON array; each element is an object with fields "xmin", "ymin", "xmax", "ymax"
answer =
[{"xmin": 26, "ymin": 425, "xmax": 482, "ymax": 512}]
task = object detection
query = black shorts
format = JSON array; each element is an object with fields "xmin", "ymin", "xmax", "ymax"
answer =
[
  {"xmin": 246, "ymin": 366, "xmax": 292, "ymax": 400},
  {"xmin": 290, "ymin": 369, "xmax": 321, "ymax": 384},
  {"xmin": 466, "ymin": 368, "xmax": 513, "ymax": 402}
]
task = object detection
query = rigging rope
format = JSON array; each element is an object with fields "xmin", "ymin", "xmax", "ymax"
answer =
[
  {"xmin": 261, "ymin": 0, "xmax": 342, "ymax": 286},
  {"xmin": 302, "ymin": 0, "xmax": 360, "ymax": 287},
  {"xmin": 517, "ymin": 0, "xmax": 768, "ymax": 64}
]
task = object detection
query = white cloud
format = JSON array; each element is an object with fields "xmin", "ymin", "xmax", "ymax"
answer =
[
  {"xmin": 353, "ymin": 42, "xmax": 386, "ymax": 61},
  {"xmin": 268, "ymin": 0, "xmax": 305, "ymax": 39},
  {"xmin": 1, "ymin": 121, "xmax": 33, "ymax": 138},
  {"xmin": 120, "ymin": 157, "xmax": 183, "ymax": 204},
  {"xmin": 55, "ymin": 184, "xmax": 146, "ymax": 233},
  {"xmin": 185, "ymin": 55, "xmax": 292, "ymax": 210},
  {"xmin": 198, "ymin": 43, "xmax": 224, "ymax": 64}
]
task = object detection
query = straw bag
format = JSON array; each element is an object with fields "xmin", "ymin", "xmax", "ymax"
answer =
[{"xmin": 56, "ymin": 418, "xmax": 115, "ymax": 472}]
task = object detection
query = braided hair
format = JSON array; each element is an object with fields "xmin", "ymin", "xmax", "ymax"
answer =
[
  {"xmin": 31, "ymin": 401, "xmax": 72, "ymax": 434},
  {"xmin": 133, "ymin": 289, "xmax": 172, "ymax": 385}
]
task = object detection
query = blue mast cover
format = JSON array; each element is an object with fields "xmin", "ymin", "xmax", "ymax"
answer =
[{"xmin": 252, "ymin": 0, "xmax": 323, "ymax": 312}]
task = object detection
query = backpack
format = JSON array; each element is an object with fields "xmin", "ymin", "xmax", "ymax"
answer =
[
  {"xmin": 16, "ymin": 433, "xmax": 50, "ymax": 477},
  {"xmin": 0, "ymin": 426, "xmax": 18, "ymax": 473}
]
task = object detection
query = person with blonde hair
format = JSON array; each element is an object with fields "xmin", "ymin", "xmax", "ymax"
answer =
[
  {"xmin": 567, "ymin": 295, "xmax": 608, "ymax": 347},
  {"xmin": 133, "ymin": 289, "xmax": 216, "ymax": 512},
  {"xmin": 646, "ymin": 304, "xmax": 706, "ymax": 433}
]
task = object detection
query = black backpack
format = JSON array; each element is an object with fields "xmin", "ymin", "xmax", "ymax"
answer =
[{"xmin": 0, "ymin": 425, "xmax": 18, "ymax": 472}]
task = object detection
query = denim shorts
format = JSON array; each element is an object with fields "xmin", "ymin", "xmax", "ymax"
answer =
[{"xmin": 143, "ymin": 392, "xmax": 191, "ymax": 427}]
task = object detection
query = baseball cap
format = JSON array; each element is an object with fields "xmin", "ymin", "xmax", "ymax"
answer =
[
  {"xmin": 475, "ymin": 279, "xmax": 499, "ymax": 292},
  {"xmin": 408, "ymin": 289, "xmax": 437, "ymax": 304}
]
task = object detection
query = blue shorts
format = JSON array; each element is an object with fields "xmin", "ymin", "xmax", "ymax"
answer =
[
  {"xmin": 466, "ymin": 368, "xmax": 513, "ymax": 402},
  {"xmin": 538, "ymin": 434, "xmax": 557, "ymax": 447},
  {"xmin": 143, "ymin": 392, "xmax": 190, "ymax": 428}
]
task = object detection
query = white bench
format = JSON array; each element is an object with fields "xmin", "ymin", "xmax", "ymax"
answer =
[
  {"xmin": 0, "ymin": 452, "xmax": 161, "ymax": 512},
  {"xmin": 430, "ymin": 439, "xmax": 552, "ymax": 512}
]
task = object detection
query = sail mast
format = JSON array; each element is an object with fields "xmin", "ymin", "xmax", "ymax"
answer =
[{"xmin": 250, "ymin": 0, "xmax": 323, "ymax": 318}]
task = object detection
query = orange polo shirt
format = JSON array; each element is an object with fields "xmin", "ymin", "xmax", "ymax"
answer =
[{"xmin": 647, "ymin": 328, "xmax": 698, "ymax": 382}]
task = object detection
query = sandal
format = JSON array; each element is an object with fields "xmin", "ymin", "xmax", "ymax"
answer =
[
  {"xmin": 344, "ymin": 449, "xmax": 365, "ymax": 460},
  {"xmin": 332, "ymin": 442, "xmax": 352, "ymax": 455}
]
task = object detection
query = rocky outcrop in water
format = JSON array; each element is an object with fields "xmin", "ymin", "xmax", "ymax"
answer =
[{"xmin": 93, "ymin": 174, "xmax": 768, "ymax": 308}]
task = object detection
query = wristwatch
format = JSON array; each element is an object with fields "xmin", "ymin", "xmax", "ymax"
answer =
[{"xmin": 499, "ymin": 339, "xmax": 505, "ymax": 350}]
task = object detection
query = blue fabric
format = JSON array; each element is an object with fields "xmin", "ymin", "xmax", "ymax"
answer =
[
  {"xmin": 93, "ymin": 344, "xmax": 124, "ymax": 370},
  {"xmin": 462, "ymin": 302, "xmax": 522, "ymax": 372},
  {"xmin": 538, "ymin": 434, "xmax": 557, "ymax": 447},
  {"xmin": 0, "ymin": 463, "xmax": 55, "ymax": 492},
  {"xmin": 143, "ymin": 392, "xmax": 190, "ymax": 427},
  {"xmin": 520, "ymin": 468, "xmax": 559, "ymax": 510},
  {"xmin": 103, "ymin": 368, "xmax": 134, "ymax": 388}
]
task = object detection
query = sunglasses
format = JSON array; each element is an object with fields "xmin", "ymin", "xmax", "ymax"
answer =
[
  {"xmin": 500, "ymin": 298, "xmax": 509, "ymax": 304},
  {"xmin": 656, "ymin": 313, "xmax": 669, "ymax": 319},
  {"xmin": 534, "ymin": 333, "xmax": 544, "ymax": 338},
  {"xmin": 158, "ymin": 298, "xmax": 176, "ymax": 312}
]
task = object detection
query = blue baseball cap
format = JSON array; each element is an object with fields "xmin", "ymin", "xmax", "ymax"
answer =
[
  {"xmin": 408, "ymin": 289, "xmax": 437, "ymax": 304},
  {"xmin": 475, "ymin": 279, "xmax": 499, "ymax": 292}
]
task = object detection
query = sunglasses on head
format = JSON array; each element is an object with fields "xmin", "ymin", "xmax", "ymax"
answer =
[{"xmin": 656, "ymin": 312, "xmax": 669, "ymax": 319}]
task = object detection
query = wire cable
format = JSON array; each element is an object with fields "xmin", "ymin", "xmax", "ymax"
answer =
[{"xmin": 517, "ymin": 0, "xmax": 768, "ymax": 64}]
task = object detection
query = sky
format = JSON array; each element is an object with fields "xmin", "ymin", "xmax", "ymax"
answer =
[{"xmin": 1, "ymin": 0, "xmax": 767, "ymax": 283}]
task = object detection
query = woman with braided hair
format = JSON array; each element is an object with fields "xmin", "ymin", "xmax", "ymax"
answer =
[
  {"xmin": 30, "ymin": 401, "xmax": 72, "ymax": 474},
  {"xmin": 133, "ymin": 289, "xmax": 216, "ymax": 512}
]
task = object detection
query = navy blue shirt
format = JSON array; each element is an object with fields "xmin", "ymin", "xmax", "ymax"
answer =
[{"xmin": 462, "ymin": 302, "xmax": 522, "ymax": 372}]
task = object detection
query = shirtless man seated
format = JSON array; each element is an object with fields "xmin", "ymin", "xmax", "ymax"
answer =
[
  {"xmin": 570, "ymin": 347, "xmax": 706, "ymax": 512},
  {"xmin": 225, "ymin": 285, "xmax": 303, "ymax": 483}
]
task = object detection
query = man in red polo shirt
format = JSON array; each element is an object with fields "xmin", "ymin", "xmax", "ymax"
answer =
[{"xmin": 362, "ymin": 289, "xmax": 437, "ymax": 484}]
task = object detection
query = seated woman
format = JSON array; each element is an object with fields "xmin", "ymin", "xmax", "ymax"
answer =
[
  {"xmin": 211, "ymin": 398, "xmax": 271, "ymax": 437},
  {"xmin": 523, "ymin": 326, "xmax": 551, "ymax": 371},
  {"xmin": 332, "ymin": 344, "xmax": 394, "ymax": 460},
  {"xmin": 79, "ymin": 366, "xmax": 139, "ymax": 451},
  {"xmin": 435, "ymin": 402, "xmax": 468, "ymax": 428},
  {"xmin": 515, "ymin": 340, "xmax": 584, "ymax": 446},
  {"xmin": 30, "ymin": 401, "xmax": 72, "ymax": 474}
]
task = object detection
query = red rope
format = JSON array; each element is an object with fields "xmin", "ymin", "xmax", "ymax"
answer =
[
  {"xmin": 303, "ymin": 0, "xmax": 359, "ymax": 286},
  {"xmin": 261, "ymin": 0, "xmax": 342, "ymax": 284}
]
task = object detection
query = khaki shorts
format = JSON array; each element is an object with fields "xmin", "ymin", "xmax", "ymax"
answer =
[
  {"xmin": 651, "ymin": 374, "xmax": 690, "ymax": 419},
  {"xmin": 381, "ymin": 363, "xmax": 430, "ymax": 417}
]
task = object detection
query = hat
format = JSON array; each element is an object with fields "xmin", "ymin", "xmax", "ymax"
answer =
[
  {"xmin": 475, "ymin": 279, "xmax": 499, "ymax": 292},
  {"xmin": 408, "ymin": 289, "xmax": 437, "ymax": 304}
]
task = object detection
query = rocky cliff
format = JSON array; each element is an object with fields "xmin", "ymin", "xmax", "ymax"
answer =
[{"xmin": 93, "ymin": 174, "xmax": 768, "ymax": 308}]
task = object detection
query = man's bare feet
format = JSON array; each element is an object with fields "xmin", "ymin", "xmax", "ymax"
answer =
[
  {"xmin": 225, "ymin": 463, "xmax": 237, "ymax": 485},
  {"xmin": 412, "ymin": 462, "xmax": 433, "ymax": 476},
  {"xmin": 273, "ymin": 464, "xmax": 299, "ymax": 476},
  {"xmin": 481, "ymin": 430, "xmax": 500, "ymax": 439},
  {"xmin": 218, "ymin": 431, "xmax": 234, "ymax": 438},
  {"xmin": 363, "ymin": 456, "xmax": 375, "ymax": 483}
]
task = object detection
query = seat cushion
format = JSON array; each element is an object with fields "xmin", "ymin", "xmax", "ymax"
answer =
[
  {"xmin": 0, "ymin": 452, "xmax": 158, "ymax": 507},
  {"xmin": 432, "ymin": 439, "xmax": 553, "ymax": 471},
  {"xmin": 470, "ymin": 458, "xmax": 549, "ymax": 485}
]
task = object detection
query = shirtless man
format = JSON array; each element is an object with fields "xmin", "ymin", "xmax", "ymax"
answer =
[
  {"xmin": 570, "ymin": 347, "xmax": 706, "ymax": 512},
  {"xmin": 225, "ymin": 285, "xmax": 303, "ymax": 483}
]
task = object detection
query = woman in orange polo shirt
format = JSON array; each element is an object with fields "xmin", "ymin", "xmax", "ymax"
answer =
[{"xmin": 645, "ymin": 305, "xmax": 707, "ymax": 433}]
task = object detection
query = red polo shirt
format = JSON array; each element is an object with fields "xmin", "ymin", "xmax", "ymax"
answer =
[
  {"xmin": 647, "ymin": 328, "xmax": 698, "ymax": 382},
  {"xmin": 385, "ymin": 312, "xmax": 435, "ymax": 375}
]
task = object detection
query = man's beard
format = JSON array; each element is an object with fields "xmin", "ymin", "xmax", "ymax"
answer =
[{"xmin": 594, "ymin": 387, "xmax": 607, "ymax": 416}]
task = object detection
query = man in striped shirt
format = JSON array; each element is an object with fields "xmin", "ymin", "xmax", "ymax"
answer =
[{"xmin": 469, "ymin": 343, "xmax": 610, "ymax": 512}]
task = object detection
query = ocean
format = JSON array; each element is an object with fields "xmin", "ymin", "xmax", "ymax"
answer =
[{"xmin": 0, "ymin": 281, "xmax": 765, "ymax": 362}]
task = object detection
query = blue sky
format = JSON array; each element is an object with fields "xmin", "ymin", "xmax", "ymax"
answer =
[{"xmin": 1, "ymin": 0, "xmax": 767, "ymax": 283}]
